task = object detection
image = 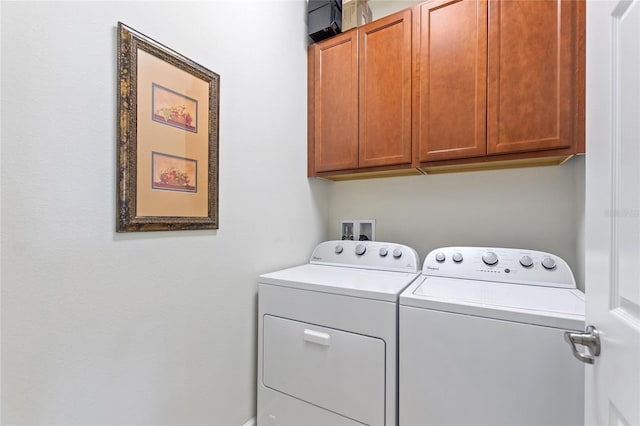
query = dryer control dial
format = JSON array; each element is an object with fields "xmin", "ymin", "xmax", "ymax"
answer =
[
  {"xmin": 542, "ymin": 257, "xmax": 557, "ymax": 270},
  {"xmin": 379, "ymin": 248, "xmax": 388, "ymax": 257},
  {"xmin": 335, "ymin": 245, "xmax": 344, "ymax": 254},
  {"xmin": 355, "ymin": 244, "xmax": 366, "ymax": 256},
  {"xmin": 452, "ymin": 252, "xmax": 463, "ymax": 263},
  {"xmin": 393, "ymin": 248, "xmax": 403, "ymax": 259},
  {"xmin": 482, "ymin": 251, "xmax": 499, "ymax": 266},
  {"xmin": 435, "ymin": 252, "xmax": 446, "ymax": 263}
]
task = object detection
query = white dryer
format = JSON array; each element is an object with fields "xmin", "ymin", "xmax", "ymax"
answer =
[
  {"xmin": 399, "ymin": 247, "xmax": 585, "ymax": 426},
  {"xmin": 257, "ymin": 240, "xmax": 420, "ymax": 426}
]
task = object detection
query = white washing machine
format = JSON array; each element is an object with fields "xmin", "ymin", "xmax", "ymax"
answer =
[
  {"xmin": 257, "ymin": 240, "xmax": 421, "ymax": 426},
  {"xmin": 399, "ymin": 247, "xmax": 585, "ymax": 426}
]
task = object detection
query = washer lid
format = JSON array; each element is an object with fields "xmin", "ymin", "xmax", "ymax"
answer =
[
  {"xmin": 400, "ymin": 276, "xmax": 585, "ymax": 330},
  {"xmin": 259, "ymin": 264, "xmax": 420, "ymax": 302}
]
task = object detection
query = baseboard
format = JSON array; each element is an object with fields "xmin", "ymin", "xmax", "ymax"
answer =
[{"xmin": 242, "ymin": 417, "xmax": 256, "ymax": 426}]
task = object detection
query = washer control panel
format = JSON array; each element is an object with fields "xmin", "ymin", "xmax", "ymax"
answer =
[
  {"xmin": 423, "ymin": 247, "xmax": 576, "ymax": 288},
  {"xmin": 310, "ymin": 240, "xmax": 420, "ymax": 273}
]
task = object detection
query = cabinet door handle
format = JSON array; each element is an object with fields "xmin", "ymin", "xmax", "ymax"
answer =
[{"xmin": 303, "ymin": 329, "xmax": 331, "ymax": 346}]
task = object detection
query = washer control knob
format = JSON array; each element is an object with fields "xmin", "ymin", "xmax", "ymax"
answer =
[
  {"xmin": 355, "ymin": 244, "xmax": 366, "ymax": 256},
  {"xmin": 519, "ymin": 255, "xmax": 534, "ymax": 268},
  {"xmin": 542, "ymin": 257, "xmax": 557, "ymax": 270},
  {"xmin": 379, "ymin": 248, "xmax": 388, "ymax": 257},
  {"xmin": 393, "ymin": 248, "xmax": 403, "ymax": 259},
  {"xmin": 335, "ymin": 245, "xmax": 344, "ymax": 254},
  {"xmin": 482, "ymin": 251, "xmax": 499, "ymax": 266},
  {"xmin": 452, "ymin": 252, "xmax": 463, "ymax": 263},
  {"xmin": 435, "ymin": 252, "xmax": 446, "ymax": 263}
]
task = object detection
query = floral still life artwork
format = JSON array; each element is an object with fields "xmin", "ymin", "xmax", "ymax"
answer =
[
  {"xmin": 152, "ymin": 83, "xmax": 197, "ymax": 132},
  {"xmin": 152, "ymin": 152, "xmax": 197, "ymax": 192}
]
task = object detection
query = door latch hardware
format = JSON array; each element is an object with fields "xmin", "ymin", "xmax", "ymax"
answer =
[{"xmin": 564, "ymin": 325, "xmax": 601, "ymax": 364}]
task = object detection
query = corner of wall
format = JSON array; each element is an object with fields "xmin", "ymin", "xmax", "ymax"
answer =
[{"xmin": 573, "ymin": 155, "xmax": 586, "ymax": 291}]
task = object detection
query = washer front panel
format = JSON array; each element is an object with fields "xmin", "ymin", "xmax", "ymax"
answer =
[{"xmin": 399, "ymin": 306, "xmax": 584, "ymax": 426}]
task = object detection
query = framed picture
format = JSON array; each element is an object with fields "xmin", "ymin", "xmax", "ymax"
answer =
[{"xmin": 117, "ymin": 22, "xmax": 219, "ymax": 232}]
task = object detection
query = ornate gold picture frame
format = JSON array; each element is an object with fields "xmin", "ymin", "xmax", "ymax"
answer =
[{"xmin": 117, "ymin": 22, "xmax": 219, "ymax": 232}]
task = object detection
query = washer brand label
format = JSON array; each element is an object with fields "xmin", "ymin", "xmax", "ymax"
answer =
[
  {"xmin": 312, "ymin": 256, "xmax": 323, "ymax": 261},
  {"xmin": 426, "ymin": 265, "xmax": 439, "ymax": 271}
]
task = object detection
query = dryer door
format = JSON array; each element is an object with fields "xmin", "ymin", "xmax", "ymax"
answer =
[{"xmin": 263, "ymin": 315, "xmax": 385, "ymax": 425}]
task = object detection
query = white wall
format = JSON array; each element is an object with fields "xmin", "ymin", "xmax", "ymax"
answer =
[
  {"xmin": 368, "ymin": 0, "xmax": 423, "ymax": 19},
  {"xmin": 0, "ymin": 1, "xmax": 328, "ymax": 424},
  {"xmin": 327, "ymin": 157, "xmax": 586, "ymax": 290}
]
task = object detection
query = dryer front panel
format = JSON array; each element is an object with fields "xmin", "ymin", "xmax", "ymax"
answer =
[{"xmin": 263, "ymin": 315, "xmax": 385, "ymax": 425}]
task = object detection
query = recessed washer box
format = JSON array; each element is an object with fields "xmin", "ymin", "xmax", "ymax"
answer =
[{"xmin": 340, "ymin": 219, "xmax": 375, "ymax": 241}]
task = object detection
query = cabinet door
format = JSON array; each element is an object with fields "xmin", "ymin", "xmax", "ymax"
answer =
[
  {"xmin": 414, "ymin": 0, "xmax": 487, "ymax": 162},
  {"xmin": 359, "ymin": 9, "xmax": 413, "ymax": 168},
  {"xmin": 487, "ymin": 0, "xmax": 582, "ymax": 155},
  {"xmin": 311, "ymin": 31, "xmax": 359, "ymax": 173}
]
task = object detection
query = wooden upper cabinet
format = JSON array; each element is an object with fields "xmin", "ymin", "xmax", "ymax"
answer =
[
  {"xmin": 487, "ymin": 0, "xmax": 583, "ymax": 155},
  {"xmin": 414, "ymin": 0, "xmax": 487, "ymax": 163},
  {"xmin": 308, "ymin": 0, "xmax": 584, "ymax": 178},
  {"xmin": 358, "ymin": 9, "xmax": 413, "ymax": 168},
  {"xmin": 310, "ymin": 31, "xmax": 359, "ymax": 173}
]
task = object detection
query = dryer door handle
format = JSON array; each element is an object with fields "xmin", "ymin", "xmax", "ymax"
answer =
[{"xmin": 303, "ymin": 329, "xmax": 331, "ymax": 346}]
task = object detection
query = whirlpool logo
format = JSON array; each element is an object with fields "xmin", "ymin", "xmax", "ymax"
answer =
[{"xmin": 426, "ymin": 266, "xmax": 439, "ymax": 271}]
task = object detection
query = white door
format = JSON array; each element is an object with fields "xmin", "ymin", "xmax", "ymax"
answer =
[{"xmin": 584, "ymin": 0, "xmax": 640, "ymax": 425}]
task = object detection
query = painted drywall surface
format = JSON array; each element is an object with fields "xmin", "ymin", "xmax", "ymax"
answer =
[
  {"xmin": 369, "ymin": 0, "xmax": 423, "ymax": 19},
  {"xmin": 574, "ymin": 157, "xmax": 586, "ymax": 291},
  {"xmin": 327, "ymin": 157, "xmax": 586, "ymax": 290},
  {"xmin": 0, "ymin": 1, "xmax": 328, "ymax": 425}
]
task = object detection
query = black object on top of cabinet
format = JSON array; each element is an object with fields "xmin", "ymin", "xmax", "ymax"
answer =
[{"xmin": 308, "ymin": 0, "xmax": 342, "ymax": 43}]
